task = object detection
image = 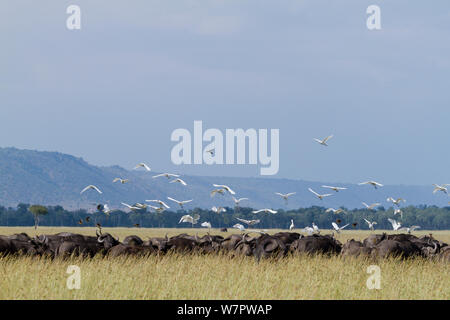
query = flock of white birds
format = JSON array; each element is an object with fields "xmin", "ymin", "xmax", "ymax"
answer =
[{"xmin": 78, "ymin": 136, "xmax": 449, "ymax": 235}]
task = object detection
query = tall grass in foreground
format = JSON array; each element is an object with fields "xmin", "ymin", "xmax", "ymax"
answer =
[
  {"xmin": 0, "ymin": 253, "xmax": 448, "ymax": 300},
  {"xmin": 0, "ymin": 227, "xmax": 448, "ymax": 299}
]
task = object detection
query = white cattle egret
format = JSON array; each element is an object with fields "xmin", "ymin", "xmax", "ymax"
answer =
[
  {"xmin": 145, "ymin": 200, "xmax": 170, "ymax": 209},
  {"xmin": 170, "ymin": 178, "xmax": 187, "ymax": 186},
  {"xmin": 80, "ymin": 185, "xmax": 102, "ymax": 195},
  {"xmin": 362, "ymin": 202, "xmax": 381, "ymax": 210},
  {"xmin": 201, "ymin": 221, "xmax": 212, "ymax": 229},
  {"xmin": 331, "ymin": 222, "xmax": 349, "ymax": 233},
  {"xmin": 387, "ymin": 197, "xmax": 406, "ymax": 206},
  {"xmin": 321, "ymin": 185, "xmax": 347, "ymax": 192},
  {"xmin": 167, "ymin": 197, "xmax": 193, "ymax": 209},
  {"xmin": 113, "ymin": 178, "xmax": 129, "ymax": 184},
  {"xmin": 303, "ymin": 226, "xmax": 314, "ymax": 235},
  {"xmin": 432, "ymin": 184, "xmax": 449, "ymax": 194},
  {"xmin": 358, "ymin": 181, "xmax": 383, "ymax": 189},
  {"xmin": 275, "ymin": 192, "xmax": 296, "ymax": 200},
  {"xmin": 210, "ymin": 189, "xmax": 226, "ymax": 197},
  {"xmin": 212, "ymin": 184, "xmax": 236, "ymax": 195},
  {"xmin": 289, "ymin": 219, "xmax": 295, "ymax": 230},
  {"xmin": 364, "ymin": 218, "xmax": 377, "ymax": 231},
  {"xmin": 121, "ymin": 202, "xmax": 141, "ymax": 211},
  {"xmin": 314, "ymin": 135, "xmax": 333, "ymax": 146},
  {"xmin": 252, "ymin": 208, "xmax": 278, "ymax": 214},
  {"xmin": 179, "ymin": 214, "xmax": 200, "ymax": 226},
  {"xmin": 399, "ymin": 225, "xmax": 421, "ymax": 234},
  {"xmin": 134, "ymin": 163, "xmax": 151, "ymax": 171},
  {"xmin": 312, "ymin": 222, "xmax": 320, "ymax": 234},
  {"xmin": 236, "ymin": 217, "xmax": 260, "ymax": 226},
  {"xmin": 394, "ymin": 208, "xmax": 403, "ymax": 218},
  {"xmin": 325, "ymin": 208, "xmax": 346, "ymax": 214},
  {"xmin": 275, "ymin": 192, "xmax": 296, "ymax": 204},
  {"xmin": 388, "ymin": 218, "xmax": 402, "ymax": 231},
  {"xmin": 212, "ymin": 206, "xmax": 226, "ymax": 213},
  {"xmin": 152, "ymin": 173, "xmax": 180, "ymax": 179},
  {"xmin": 232, "ymin": 197, "xmax": 249, "ymax": 206},
  {"xmin": 233, "ymin": 223, "xmax": 245, "ymax": 231},
  {"xmin": 148, "ymin": 205, "xmax": 166, "ymax": 213},
  {"xmin": 308, "ymin": 188, "xmax": 332, "ymax": 200}
]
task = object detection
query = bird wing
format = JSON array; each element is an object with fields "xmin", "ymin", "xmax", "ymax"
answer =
[
  {"xmin": 167, "ymin": 197, "xmax": 180, "ymax": 204},
  {"xmin": 308, "ymin": 188, "xmax": 320, "ymax": 197},
  {"xmin": 275, "ymin": 192, "xmax": 284, "ymax": 197},
  {"xmin": 252, "ymin": 209, "xmax": 263, "ymax": 214},
  {"xmin": 286, "ymin": 192, "xmax": 296, "ymax": 197},
  {"xmin": 181, "ymin": 200, "xmax": 193, "ymax": 204},
  {"xmin": 322, "ymin": 135, "xmax": 333, "ymax": 142},
  {"xmin": 340, "ymin": 224, "xmax": 349, "ymax": 230},
  {"xmin": 152, "ymin": 174, "xmax": 164, "ymax": 178},
  {"xmin": 331, "ymin": 222, "xmax": 339, "ymax": 230},
  {"xmin": 236, "ymin": 218, "xmax": 249, "ymax": 224},
  {"xmin": 121, "ymin": 202, "xmax": 132, "ymax": 209},
  {"xmin": 364, "ymin": 218, "xmax": 371, "ymax": 225},
  {"xmin": 362, "ymin": 202, "xmax": 370, "ymax": 208}
]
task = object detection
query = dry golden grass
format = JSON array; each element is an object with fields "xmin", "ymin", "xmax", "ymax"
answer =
[{"xmin": 0, "ymin": 227, "xmax": 448, "ymax": 300}]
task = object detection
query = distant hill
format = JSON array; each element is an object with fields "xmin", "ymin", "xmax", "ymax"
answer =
[{"xmin": 0, "ymin": 147, "xmax": 448, "ymax": 210}]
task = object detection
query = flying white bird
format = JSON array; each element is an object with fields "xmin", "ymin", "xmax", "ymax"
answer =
[
  {"xmin": 362, "ymin": 202, "xmax": 381, "ymax": 210},
  {"xmin": 289, "ymin": 219, "xmax": 295, "ymax": 230},
  {"xmin": 314, "ymin": 135, "xmax": 333, "ymax": 146},
  {"xmin": 387, "ymin": 197, "xmax": 406, "ymax": 206},
  {"xmin": 97, "ymin": 204, "xmax": 112, "ymax": 215},
  {"xmin": 432, "ymin": 184, "xmax": 449, "ymax": 194},
  {"xmin": 331, "ymin": 222, "xmax": 349, "ymax": 233},
  {"xmin": 134, "ymin": 163, "xmax": 151, "ymax": 171},
  {"xmin": 179, "ymin": 214, "xmax": 200, "ymax": 225},
  {"xmin": 80, "ymin": 185, "xmax": 102, "ymax": 195},
  {"xmin": 233, "ymin": 223, "xmax": 245, "ymax": 231},
  {"xmin": 312, "ymin": 222, "xmax": 320, "ymax": 234},
  {"xmin": 321, "ymin": 185, "xmax": 347, "ymax": 192},
  {"xmin": 113, "ymin": 178, "xmax": 129, "ymax": 184},
  {"xmin": 358, "ymin": 181, "xmax": 384, "ymax": 189},
  {"xmin": 308, "ymin": 188, "xmax": 332, "ymax": 200},
  {"xmin": 148, "ymin": 205, "xmax": 166, "ymax": 213},
  {"xmin": 167, "ymin": 197, "xmax": 193, "ymax": 209},
  {"xmin": 212, "ymin": 206, "xmax": 226, "ymax": 213},
  {"xmin": 325, "ymin": 208, "xmax": 346, "ymax": 214},
  {"xmin": 201, "ymin": 221, "xmax": 212, "ymax": 229},
  {"xmin": 210, "ymin": 189, "xmax": 226, "ymax": 197},
  {"xmin": 363, "ymin": 218, "xmax": 377, "ymax": 231},
  {"xmin": 170, "ymin": 178, "xmax": 187, "ymax": 186},
  {"xmin": 303, "ymin": 226, "xmax": 314, "ymax": 235},
  {"xmin": 212, "ymin": 184, "xmax": 236, "ymax": 195},
  {"xmin": 145, "ymin": 200, "xmax": 170, "ymax": 209},
  {"xmin": 252, "ymin": 208, "xmax": 278, "ymax": 214},
  {"xmin": 236, "ymin": 217, "xmax": 260, "ymax": 226},
  {"xmin": 232, "ymin": 197, "xmax": 249, "ymax": 206},
  {"xmin": 394, "ymin": 208, "xmax": 403, "ymax": 218},
  {"xmin": 152, "ymin": 173, "xmax": 180, "ymax": 179},
  {"xmin": 388, "ymin": 218, "xmax": 402, "ymax": 231},
  {"xmin": 121, "ymin": 202, "xmax": 141, "ymax": 211},
  {"xmin": 275, "ymin": 192, "xmax": 296, "ymax": 200},
  {"xmin": 399, "ymin": 225, "xmax": 421, "ymax": 234}
]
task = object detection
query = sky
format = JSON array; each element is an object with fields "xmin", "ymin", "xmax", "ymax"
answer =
[{"xmin": 1, "ymin": 0, "xmax": 449, "ymax": 186}]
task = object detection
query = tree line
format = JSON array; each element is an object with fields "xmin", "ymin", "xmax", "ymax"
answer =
[{"xmin": 0, "ymin": 203, "xmax": 449, "ymax": 230}]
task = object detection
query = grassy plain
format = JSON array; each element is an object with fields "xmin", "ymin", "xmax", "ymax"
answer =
[{"xmin": 0, "ymin": 227, "xmax": 448, "ymax": 300}]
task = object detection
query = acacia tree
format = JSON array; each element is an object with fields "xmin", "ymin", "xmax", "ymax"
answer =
[{"xmin": 29, "ymin": 205, "xmax": 48, "ymax": 229}]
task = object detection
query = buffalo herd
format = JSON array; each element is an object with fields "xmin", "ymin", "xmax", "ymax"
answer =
[{"xmin": 0, "ymin": 230, "xmax": 449, "ymax": 262}]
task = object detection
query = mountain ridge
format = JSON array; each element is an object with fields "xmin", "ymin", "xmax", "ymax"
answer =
[{"xmin": 0, "ymin": 147, "xmax": 448, "ymax": 210}]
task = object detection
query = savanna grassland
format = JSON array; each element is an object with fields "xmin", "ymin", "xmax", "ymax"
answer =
[{"xmin": 0, "ymin": 227, "xmax": 449, "ymax": 300}]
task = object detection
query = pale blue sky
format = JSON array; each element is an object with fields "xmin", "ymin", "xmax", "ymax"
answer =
[{"xmin": 1, "ymin": 0, "xmax": 449, "ymax": 185}]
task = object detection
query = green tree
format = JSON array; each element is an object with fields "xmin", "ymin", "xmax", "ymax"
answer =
[{"xmin": 29, "ymin": 205, "xmax": 48, "ymax": 229}]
